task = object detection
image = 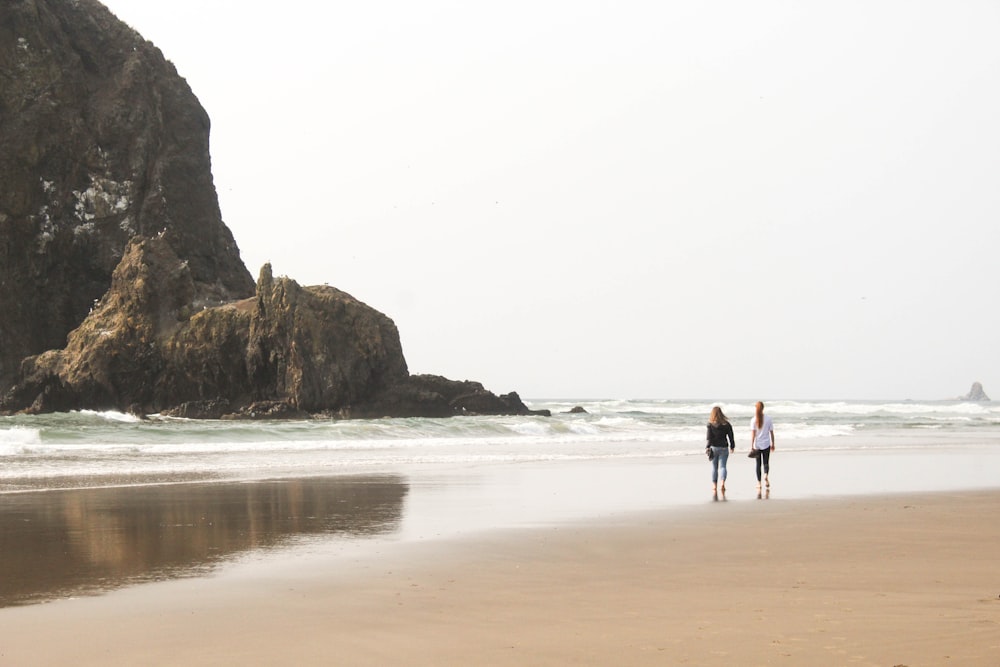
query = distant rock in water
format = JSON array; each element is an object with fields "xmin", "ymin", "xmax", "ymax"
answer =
[
  {"xmin": 959, "ymin": 382, "xmax": 990, "ymax": 402},
  {"xmin": 0, "ymin": 1, "xmax": 545, "ymax": 420},
  {"xmin": 566, "ymin": 406, "xmax": 588, "ymax": 414}
]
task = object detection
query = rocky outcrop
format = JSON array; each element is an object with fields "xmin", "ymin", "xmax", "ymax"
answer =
[
  {"xmin": 0, "ymin": 238, "xmax": 546, "ymax": 418},
  {"xmin": 342, "ymin": 374, "xmax": 544, "ymax": 420},
  {"xmin": 0, "ymin": 0, "xmax": 254, "ymax": 390},
  {"xmin": 0, "ymin": 1, "xmax": 543, "ymax": 420},
  {"xmin": 959, "ymin": 382, "xmax": 990, "ymax": 402}
]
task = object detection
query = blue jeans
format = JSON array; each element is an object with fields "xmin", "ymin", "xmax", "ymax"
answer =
[{"xmin": 710, "ymin": 446, "xmax": 730, "ymax": 483}]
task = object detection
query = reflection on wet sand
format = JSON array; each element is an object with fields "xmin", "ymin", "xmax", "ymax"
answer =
[{"xmin": 0, "ymin": 476, "xmax": 407, "ymax": 607}]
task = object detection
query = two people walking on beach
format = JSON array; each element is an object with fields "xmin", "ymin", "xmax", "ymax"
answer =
[
  {"xmin": 705, "ymin": 402, "xmax": 775, "ymax": 492},
  {"xmin": 705, "ymin": 406, "xmax": 735, "ymax": 493}
]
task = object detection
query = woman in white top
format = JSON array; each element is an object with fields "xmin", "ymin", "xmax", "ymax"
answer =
[{"xmin": 750, "ymin": 401, "xmax": 775, "ymax": 489}]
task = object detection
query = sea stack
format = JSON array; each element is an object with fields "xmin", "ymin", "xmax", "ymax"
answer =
[
  {"xmin": 0, "ymin": 0, "xmax": 255, "ymax": 392},
  {"xmin": 960, "ymin": 382, "xmax": 990, "ymax": 402},
  {"xmin": 0, "ymin": 0, "xmax": 546, "ymax": 420}
]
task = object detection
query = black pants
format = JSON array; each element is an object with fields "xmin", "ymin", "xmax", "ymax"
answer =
[{"xmin": 755, "ymin": 447, "xmax": 771, "ymax": 481}]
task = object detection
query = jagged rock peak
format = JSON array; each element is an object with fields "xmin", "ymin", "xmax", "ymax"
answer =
[{"xmin": 0, "ymin": 0, "xmax": 254, "ymax": 390}]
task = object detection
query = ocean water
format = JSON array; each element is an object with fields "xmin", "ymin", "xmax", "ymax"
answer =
[
  {"xmin": 2, "ymin": 398, "xmax": 997, "ymax": 493},
  {"xmin": 2, "ymin": 398, "xmax": 999, "ymax": 607}
]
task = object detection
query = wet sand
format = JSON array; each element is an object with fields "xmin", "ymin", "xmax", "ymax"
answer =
[{"xmin": 1, "ymin": 487, "xmax": 998, "ymax": 666}]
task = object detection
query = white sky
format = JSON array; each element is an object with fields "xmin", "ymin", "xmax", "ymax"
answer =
[{"xmin": 99, "ymin": 0, "xmax": 999, "ymax": 400}]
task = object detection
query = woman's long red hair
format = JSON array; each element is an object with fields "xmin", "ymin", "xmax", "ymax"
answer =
[{"xmin": 755, "ymin": 401, "xmax": 764, "ymax": 430}]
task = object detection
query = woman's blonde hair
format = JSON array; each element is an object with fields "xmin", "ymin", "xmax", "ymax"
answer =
[
  {"xmin": 709, "ymin": 406, "xmax": 729, "ymax": 426},
  {"xmin": 755, "ymin": 401, "xmax": 765, "ymax": 430}
]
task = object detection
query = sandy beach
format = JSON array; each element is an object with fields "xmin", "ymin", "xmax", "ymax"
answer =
[{"xmin": 2, "ymin": 484, "xmax": 998, "ymax": 666}]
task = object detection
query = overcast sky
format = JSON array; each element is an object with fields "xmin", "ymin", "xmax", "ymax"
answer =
[{"xmin": 99, "ymin": 0, "xmax": 998, "ymax": 401}]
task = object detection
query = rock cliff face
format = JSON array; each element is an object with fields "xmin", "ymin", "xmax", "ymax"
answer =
[
  {"xmin": 0, "ymin": 0, "xmax": 254, "ymax": 389},
  {"xmin": 0, "ymin": 1, "xmax": 544, "ymax": 419}
]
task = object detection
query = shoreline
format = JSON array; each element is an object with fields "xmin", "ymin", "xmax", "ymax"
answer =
[
  {"xmin": 3, "ymin": 444, "xmax": 1000, "ymax": 607},
  {"xmin": 2, "ymin": 488, "xmax": 999, "ymax": 665}
]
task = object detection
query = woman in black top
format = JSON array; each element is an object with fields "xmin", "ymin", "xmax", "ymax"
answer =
[{"xmin": 706, "ymin": 406, "xmax": 735, "ymax": 494}]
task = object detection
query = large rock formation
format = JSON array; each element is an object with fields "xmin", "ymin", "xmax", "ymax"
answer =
[
  {"xmin": 1, "ymin": 237, "xmax": 542, "ymax": 418},
  {"xmin": 0, "ymin": 0, "xmax": 254, "ymax": 390},
  {"xmin": 959, "ymin": 382, "xmax": 990, "ymax": 402},
  {"xmin": 0, "ymin": 1, "xmax": 545, "ymax": 419}
]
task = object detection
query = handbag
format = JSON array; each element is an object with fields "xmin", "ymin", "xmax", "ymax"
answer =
[
  {"xmin": 706, "ymin": 447, "xmax": 714, "ymax": 461},
  {"xmin": 747, "ymin": 448, "xmax": 761, "ymax": 459}
]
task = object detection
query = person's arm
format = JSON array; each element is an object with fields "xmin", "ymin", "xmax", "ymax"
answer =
[
  {"xmin": 769, "ymin": 428, "xmax": 775, "ymax": 450},
  {"xmin": 727, "ymin": 424, "xmax": 735, "ymax": 450}
]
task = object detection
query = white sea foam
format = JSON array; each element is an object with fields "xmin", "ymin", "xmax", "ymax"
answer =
[
  {"xmin": 507, "ymin": 421, "xmax": 550, "ymax": 436},
  {"xmin": 0, "ymin": 427, "xmax": 42, "ymax": 455},
  {"xmin": 76, "ymin": 410, "xmax": 143, "ymax": 423},
  {"xmin": 780, "ymin": 423, "xmax": 855, "ymax": 438}
]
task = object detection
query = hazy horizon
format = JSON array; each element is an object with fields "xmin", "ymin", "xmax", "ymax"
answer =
[{"xmin": 99, "ymin": 1, "xmax": 999, "ymax": 401}]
